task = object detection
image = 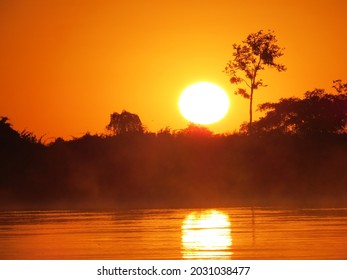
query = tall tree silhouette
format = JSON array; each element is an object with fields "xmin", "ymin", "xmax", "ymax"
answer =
[
  {"xmin": 225, "ymin": 30, "xmax": 286, "ymax": 134},
  {"xmin": 106, "ymin": 110, "xmax": 144, "ymax": 135}
]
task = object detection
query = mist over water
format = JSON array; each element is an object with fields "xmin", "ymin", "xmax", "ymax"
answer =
[
  {"xmin": 1, "ymin": 207, "xmax": 346, "ymax": 260},
  {"xmin": 1, "ymin": 134, "xmax": 347, "ymax": 210}
]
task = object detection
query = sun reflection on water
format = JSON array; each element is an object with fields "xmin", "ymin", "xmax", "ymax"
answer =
[{"xmin": 181, "ymin": 209, "xmax": 232, "ymax": 259}]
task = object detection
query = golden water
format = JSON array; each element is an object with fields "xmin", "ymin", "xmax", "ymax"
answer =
[{"xmin": 0, "ymin": 208, "xmax": 346, "ymax": 259}]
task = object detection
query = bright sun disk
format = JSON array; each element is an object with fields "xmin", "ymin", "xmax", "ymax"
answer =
[{"xmin": 179, "ymin": 82, "xmax": 230, "ymax": 125}]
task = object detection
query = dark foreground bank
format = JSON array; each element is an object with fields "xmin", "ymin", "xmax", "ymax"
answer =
[{"xmin": 1, "ymin": 132, "xmax": 346, "ymax": 210}]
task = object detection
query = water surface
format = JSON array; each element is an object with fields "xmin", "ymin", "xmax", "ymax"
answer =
[{"xmin": 0, "ymin": 208, "xmax": 346, "ymax": 259}]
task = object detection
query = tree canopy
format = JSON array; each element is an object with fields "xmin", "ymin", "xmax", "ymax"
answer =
[
  {"xmin": 177, "ymin": 123, "xmax": 213, "ymax": 137},
  {"xmin": 0, "ymin": 117, "xmax": 20, "ymax": 141},
  {"xmin": 106, "ymin": 110, "xmax": 144, "ymax": 135},
  {"xmin": 249, "ymin": 81, "xmax": 347, "ymax": 135},
  {"xmin": 0, "ymin": 116, "xmax": 41, "ymax": 145}
]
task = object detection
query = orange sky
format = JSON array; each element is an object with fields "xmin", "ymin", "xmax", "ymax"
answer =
[{"xmin": 1, "ymin": 0, "xmax": 347, "ymax": 140}]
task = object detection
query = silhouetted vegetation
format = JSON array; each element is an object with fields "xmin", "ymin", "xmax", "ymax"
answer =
[
  {"xmin": 106, "ymin": 110, "xmax": 144, "ymax": 135},
  {"xmin": 0, "ymin": 87, "xmax": 346, "ymax": 210},
  {"xmin": 225, "ymin": 30, "xmax": 286, "ymax": 134},
  {"xmin": 176, "ymin": 123, "xmax": 213, "ymax": 137},
  {"xmin": 242, "ymin": 81, "xmax": 347, "ymax": 135}
]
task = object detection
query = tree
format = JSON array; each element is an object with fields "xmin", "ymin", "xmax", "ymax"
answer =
[
  {"xmin": 250, "ymin": 82, "xmax": 347, "ymax": 135},
  {"xmin": 0, "ymin": 116, "xmax": 24, "ymax": 145},
  {"xmin": 177, "ymin": 123, "xmax": 213, "ymax": 137},
  {"xmin": 224, "ymin": 30, "xmax": 286, "ymax": 134},
  {"xmin": 0, "ymin": 117, "xmax": 20, "ymax": 140},
  {"xmin": 106, "ymin": 110, "xmax": 144, "ymax": 135},
  {"xmin": 333, "ymin": 79, "xmax": 347, "ymax": 94}
]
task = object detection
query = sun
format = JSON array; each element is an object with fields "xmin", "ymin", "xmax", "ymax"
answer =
[{"xmin": 179, "ymin": 82, "xmax": 230, "ymax": 125}]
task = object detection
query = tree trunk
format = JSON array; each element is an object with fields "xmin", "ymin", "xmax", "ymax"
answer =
[{"xmin": 249, "ymin": 87, "xmax": 253, "ymax": 135}]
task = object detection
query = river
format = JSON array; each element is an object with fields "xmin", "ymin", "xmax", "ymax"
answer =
[{"xmin": 0, "ymin": 208, "xmax": 346, "ymax": 259}]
